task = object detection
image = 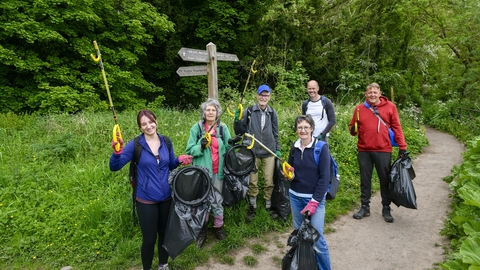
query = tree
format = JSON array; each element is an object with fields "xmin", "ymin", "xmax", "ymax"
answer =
[{"xmin": 0, "ymin": 0, "xmax": 174, "ymax": 113}]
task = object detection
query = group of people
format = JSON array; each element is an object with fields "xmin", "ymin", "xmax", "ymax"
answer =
[{"xmin": 109, "ymin": 81, "xmax": 407, "ymax": 270}]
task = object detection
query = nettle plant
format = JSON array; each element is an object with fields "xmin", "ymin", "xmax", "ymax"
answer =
[{"xmin": 441, "ymin": 136, "xmax": 480, "ymax": 269}]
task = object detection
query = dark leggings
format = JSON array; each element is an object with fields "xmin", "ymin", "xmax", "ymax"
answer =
[{"xmin": 136, "ymin": 199, "xmax": 171, "ymax": 270}]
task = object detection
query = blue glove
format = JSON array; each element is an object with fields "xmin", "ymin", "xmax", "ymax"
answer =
[
  {"xmin": 275, "ymin": 150, "xmax": 282, "ymax": 158},
  {"xmin": 234, "ymin": 109, "xmax": 241, "ymax": 121}
]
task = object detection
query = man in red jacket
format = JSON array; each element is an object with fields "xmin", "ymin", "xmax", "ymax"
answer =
[{"xmin": 349, "ymin": 82, "xmax": 407, "ymax": 223}]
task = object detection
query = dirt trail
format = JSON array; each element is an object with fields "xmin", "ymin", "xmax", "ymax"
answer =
[{"xmin": 195, "ymin": 126, "xmax": 465, "ymax": 270}]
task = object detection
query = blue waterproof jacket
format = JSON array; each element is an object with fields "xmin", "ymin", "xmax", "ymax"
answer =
[{"xmin": 110, "ymin": 133, "xmax": 180, "ymax": 202}]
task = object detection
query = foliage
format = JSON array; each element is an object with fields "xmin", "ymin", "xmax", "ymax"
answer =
[
  {"xmin": 1, "ymin": 0, "xmax": 479, "ymax": 114},
  {"xmin": 440, "ymin": 136, "xmax": 480, "ymax": 269},
  {"xmin": 0, "ymin": 0, "xmax": 174, "ymax": 114},
  {"xmin": 421, "ymin": 100, "xmax": 480, "ymax": 143}
]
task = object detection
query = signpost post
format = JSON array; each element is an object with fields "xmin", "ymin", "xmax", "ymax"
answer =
[{"xmin": 177, "ymin": 42, "xmax": 238, "ymax": 99}]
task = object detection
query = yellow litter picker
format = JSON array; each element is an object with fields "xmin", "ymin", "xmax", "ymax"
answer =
[
  {"xmin": 243, "ymin": 133, "xmax": 293, "ymax": 179},
  {"xmin": 90, "ymin": 40, "xmax": 122, "ymax": 151},
  {"xmin": 227, "ymin": 59, "xmax": 257, "ymax": 119}
]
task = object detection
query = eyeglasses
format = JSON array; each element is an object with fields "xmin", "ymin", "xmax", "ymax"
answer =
[
  {"xmin": 296, "ymin": 126, "xmax": 311, "ymax": 131},
  {"xmin": 258, "ymin": 94, "xmax": 270, "ymax": 98}
]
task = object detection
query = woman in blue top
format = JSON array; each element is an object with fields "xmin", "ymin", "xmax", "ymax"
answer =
[
  {"xmin": 110, "ymin": 109, "xmax": 192, "ymax": 270},
  {"xmin": 286, "ymin": 114, "xmax": 332, "ymax": 270}
]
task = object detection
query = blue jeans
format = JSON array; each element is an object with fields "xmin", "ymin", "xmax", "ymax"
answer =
[{"xmin": 290, "ymin": 193, "xmax": 331, "ymax": 270}]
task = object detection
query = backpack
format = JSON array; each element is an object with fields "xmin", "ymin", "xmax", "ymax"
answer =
[
  {"xmin": 129, "ymin": 135, "xmax": 172, "ymax": 226},
  {"xmin": 313, "ymin": 139, "xmax": 340, "ymax": 200},
  {"xmin": 196, "ymin": 120, "xmax": 225, "ymax": 141},
  {"xmin": 301, "ymin": 96, "xmax": 326, "ymax": 119}
]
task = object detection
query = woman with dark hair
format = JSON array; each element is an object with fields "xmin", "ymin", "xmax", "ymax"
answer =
[
  {"xmin": 110, "ymin": 109, "xmax": 192, "ymax": 270},
  {"xmin": 286, "ymin": 114, "xmax": 332, "ymax": 270},
  {"xmin": 186, "ymin": 98, "xmax": 232, "ymax": 248}
]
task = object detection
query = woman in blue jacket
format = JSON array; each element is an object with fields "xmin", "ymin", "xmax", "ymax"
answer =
[
  {"xmin": 286, "ymin": 114, "xmax": 331, "ymax": 270},
  {"xmin": 110, "ymin": 109, "xmax": 192, "ymax": 270}
]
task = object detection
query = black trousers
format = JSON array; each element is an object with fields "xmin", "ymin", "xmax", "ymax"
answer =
[
  {"xmin": 136, "ymin": 199, "xmax": 171, "ymax": 269},
  {"xmin": 357, "ymin": 151, "xmax": 392, "ymax": 206}
]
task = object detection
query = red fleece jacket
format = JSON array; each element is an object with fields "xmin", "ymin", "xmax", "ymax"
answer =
[{"xmin": 349, "ymin": 96, "xmax": 407, "ymax": 152}]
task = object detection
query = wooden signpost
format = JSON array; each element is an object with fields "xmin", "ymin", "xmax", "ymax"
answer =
[{"xmin": 177, "ymin": 42, "xmax": 239, "ymax": 99}]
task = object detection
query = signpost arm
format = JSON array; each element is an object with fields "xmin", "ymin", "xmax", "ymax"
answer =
[{"xmin": 207, "ymin": 42, "xmax": 218, "ymax": 100}]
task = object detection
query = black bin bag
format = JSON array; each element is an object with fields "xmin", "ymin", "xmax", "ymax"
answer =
[
  {"xmin": 282, "ymin": 213, "xmax": 320, "ymax": 270},
  {"xmin": 163, "ymin": 166, "xmax": 213, "ymax": 260},
  {"xmin": 271, "ymin": 159, "xmax": 291, "ymax": 221},
  {"xmin": 389, "ymin": 154, "xmax": 417, "ymax": 209},
  {"xmin": 222, "ymin": 144, "xmax": 256, "ymax": 207}
]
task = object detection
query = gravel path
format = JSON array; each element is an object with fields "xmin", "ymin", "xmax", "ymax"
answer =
[{"xmin": 195, "ymin": 126, "xmax": 465, "ymax": 270}]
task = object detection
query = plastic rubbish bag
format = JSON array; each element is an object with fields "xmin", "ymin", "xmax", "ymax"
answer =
[
  {"xmin": 272, "ymin": 159, "xmax": 291, "ymax": 221},
  {"xmin": 222, "ymin": 167, "xmax": 250, "ymax": 207},
  {"xmin": 222, "ymin": 145, "xmax": 256, "ymax": 207},
  {"xmin": 163, "ymin": 166, "xmax": 212, "ymax": 260},
  {"xmin": 282, "ymin": 214, "xmax": 320, "ymax": 270},
  {"xmin": 389, "ymin": 155, "xmax": 417, "ymax": 209}
]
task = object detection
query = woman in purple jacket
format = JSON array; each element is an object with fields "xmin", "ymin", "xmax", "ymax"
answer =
[{"xmin": 110, "ymin": 109, "xmax": 192, "ymax": 270}]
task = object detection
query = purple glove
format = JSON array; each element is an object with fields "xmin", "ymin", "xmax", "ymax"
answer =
[
  {"xmin": 178, "ymin": 155, "xmax": 193, "ymax": 165},
  {"xmin": 300, "ymin": 200, "xmax": 319, "ymax": 216},
  {"xmin": 111, "ymin": 138, "xmax": 124, "ymax": 155}
]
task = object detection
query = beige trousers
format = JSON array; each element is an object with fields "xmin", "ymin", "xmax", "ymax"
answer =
[{"xmin": 248, "ymin": 156, "xmax": 275, "ymax": 201}]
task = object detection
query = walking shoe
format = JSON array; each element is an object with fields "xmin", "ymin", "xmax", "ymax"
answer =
[
  {"xmin": 158, "ymin": 264, "xmax": 169, "ymax": 270},
  {"xmin": 267, "ymin": 207, "xmax": 279, "ymax": 219},
  {"xmin": 196, "ymin": 223, "xmax": 208, "ymax": 249},
  {"xmin": 246, "ymin": 205, "xmax": 256, "ymax": 222},
  {"xmin": 213, "ymin": 225, "xmax": 227, "ymax": 240},
  {"xmin": 382, "ymin": 205, "xmax": 394, "ymax": 223},
  {"xmin": 353, "ymin": 205, "xmax": 370, "ymax": 219}
]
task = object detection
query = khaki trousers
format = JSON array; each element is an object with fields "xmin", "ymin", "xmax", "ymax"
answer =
[{"xmin": 248, "ymin": 156, "xmax": 275, "ymax": 200}]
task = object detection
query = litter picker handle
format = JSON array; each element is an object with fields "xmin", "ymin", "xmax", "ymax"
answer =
[
  {"xmin": 243, "ymin": 133, "xmax": 293, "ymax": 179},
  {"xmin": 90, "ymin": 40, "xmax": 122, "ymax": 151}
]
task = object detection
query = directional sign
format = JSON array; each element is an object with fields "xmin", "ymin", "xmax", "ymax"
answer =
[
  {"xmin": 178, "ymin": 48, "xmax": 209, "ymax": 63},
  {"xmin": 217, "ymin": 52, "xmax": 239, "ymax": 62},
  {"xmin": 178, "ymin": 47, "xmax": 239, "ymax": 63},
  {"xmin": 177, "ymin": 43, "xmax": 240, "ymax": 99},
  {"xmin": 176, "ymin": 65, "xmax": 208, "ymax": 77}
]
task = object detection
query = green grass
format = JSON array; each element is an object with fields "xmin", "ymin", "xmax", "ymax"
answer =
[{"xmin": 0, "ymin": 101, "xmax": 428, "ymax": 269}]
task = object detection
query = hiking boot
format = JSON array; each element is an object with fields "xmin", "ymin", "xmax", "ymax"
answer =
[
  {"xmin": 196, "ymin": 223, "xmax": 208, "ymax": 249},
  {"xmin": 246, "ymin": 205, "xmax": 256, "ymax": 222},
  {"xmin": 267, "ymin": 208, "xmax": 279, "ymax": 219},
  {"xmin": 213, "ymin": 225, "xmax": 227, "ymax": 240},
  {"xmin": 382, "ymin": 205, "xmax": 394, "ymax": 223},
  {"xmin": 353, "ymin": 205, "xmax": 370, "ymax": 219}
]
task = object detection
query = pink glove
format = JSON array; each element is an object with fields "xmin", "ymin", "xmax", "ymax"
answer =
[
  {"xmin": 111, "ymin": 138, "xmax": 124, "ymax": 155},
  {"xmin": 300, "ymin": 200, "xmax": 319, "ymax": 216},
  {"xmin": 178, "ymin": 155, "xmax": 193, "ymax": 165}
]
